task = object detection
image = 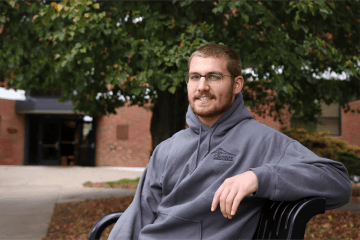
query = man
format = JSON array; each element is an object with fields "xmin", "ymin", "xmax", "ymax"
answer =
[{"xmin": 109, "ymin": 44, "xmax": 352, "ymax": 239}]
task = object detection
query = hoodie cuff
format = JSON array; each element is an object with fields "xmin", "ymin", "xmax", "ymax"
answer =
[{"xmin": 249, "ymin": 165, "xmax": 275, "ymax": 199}]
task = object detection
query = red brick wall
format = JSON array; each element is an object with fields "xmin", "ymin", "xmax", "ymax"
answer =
[
  {"xmin": 334, "ymin": 100, "xmax": 360, "ymax": 147},
  {"xmin": 0, "ymin": 99, "xmax": 26, "ymax": 165},
  {"xmin": 95, "ymin": 103, "xmax": 152, "ymax": 167},
  {"xmin": 247, "ymin": 107, "xmax": 292, "ymax": 131},
  {"xmin": 243, "ymin": 87, "xmax": 292, "ymax": 131}
]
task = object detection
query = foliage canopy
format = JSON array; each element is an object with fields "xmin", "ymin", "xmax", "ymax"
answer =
[{"xmin": 1, "ymin": 0, "xmax": 360, "ymax": 124}]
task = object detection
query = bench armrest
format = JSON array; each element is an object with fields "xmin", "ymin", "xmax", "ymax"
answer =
[
  {"xmin": 253, "ymin": 197, "xmax": 326, "ymax": 239},
  {"xmin": 88, "ymin": 211, "xmax": 124, "ymax": 240}
]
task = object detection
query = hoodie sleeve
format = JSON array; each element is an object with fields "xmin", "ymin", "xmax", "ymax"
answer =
[
  {"xmin": 108, "ymin": 145, "xmax": 165, "ymax": 240},
  {"xmin": 250, "ymin": 141, "xmax": 352, "ymax": 210}
]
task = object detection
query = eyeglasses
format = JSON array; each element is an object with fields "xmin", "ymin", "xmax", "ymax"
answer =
[{"xmin": 184, "ymin": 73, "xmax": 233, "ymax": 86}]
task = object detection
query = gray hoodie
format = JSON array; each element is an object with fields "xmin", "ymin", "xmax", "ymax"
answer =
[{"xmin": 109, "ymin": 93, "xmax": 352, "ymax": 240}]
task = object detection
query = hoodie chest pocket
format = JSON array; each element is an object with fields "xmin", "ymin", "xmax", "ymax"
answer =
[{"xmin": 140, "ymin": 211, "xmax": 201, "ymax": 240}]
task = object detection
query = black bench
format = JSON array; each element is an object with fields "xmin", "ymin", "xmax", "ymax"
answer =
[{"xmin": 88, "ymin": 197, "xmax": 326, "ymax": 239}]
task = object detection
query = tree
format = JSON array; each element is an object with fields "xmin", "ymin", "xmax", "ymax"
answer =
[{"xmin": 1, "ymin": 0, "xmax": 360, "ymax": 151}]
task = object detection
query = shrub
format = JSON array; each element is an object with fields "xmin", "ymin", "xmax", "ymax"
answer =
[
  {"xmin": 336, "ymin": 151, "xmax": 360, "ymax": 176},
  {"xmin": 280, "ymin": 127, "xmax": 360, "ymax": 176}
]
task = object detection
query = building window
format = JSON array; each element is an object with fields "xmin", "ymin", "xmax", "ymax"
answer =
[
  {"xmin": 117, "ymin": 125, "xmax": 129, "ymax": 140},
  {"xmin": 316, "ymin": 102, "xmax": 341, "ymax": 136}
]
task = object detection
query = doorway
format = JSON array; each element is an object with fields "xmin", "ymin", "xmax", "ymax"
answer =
[
  {"xmin": 39, "ymin": 119, "xmax": 61, "ymax": 165},
  {"xmin": 26, "ymin": 115, "xmax": 96, "ymax": 166}
]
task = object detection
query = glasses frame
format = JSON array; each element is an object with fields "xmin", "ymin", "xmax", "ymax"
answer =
[{"xmin": 184, "ymin": 73, "xmax": 234, "ymax": 86}]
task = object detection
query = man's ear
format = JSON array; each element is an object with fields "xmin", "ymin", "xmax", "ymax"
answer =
[{"xmin": 233, "ymin": 75, "xmax": 244, "ymax": 94}]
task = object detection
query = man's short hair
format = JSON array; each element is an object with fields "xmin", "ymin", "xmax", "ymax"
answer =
[{"xmin": 188, "ymin": 44, "xmax": 242, "ymax": 81}]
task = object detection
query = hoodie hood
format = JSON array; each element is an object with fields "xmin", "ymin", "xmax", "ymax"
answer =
[
  {"xmin": 186, "ymin": 92, "xmax": 254, "ymax": 133},
  {"xmin": 185, "ymin": 92, "xmax": 253, "ymax": 172}
]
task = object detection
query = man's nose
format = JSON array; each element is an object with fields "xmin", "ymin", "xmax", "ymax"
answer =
[{"xmin": 197, "ymin": 76, "xmax": 210, "ymax": 91}]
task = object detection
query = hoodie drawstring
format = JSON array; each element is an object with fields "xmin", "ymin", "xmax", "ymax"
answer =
[
  {"xmin": 191, "ymin": 124, "xmax": 218, "ymax": 173},
  {"xmin": 208, "ymin": 124, "xmax": 218, "ymax": 154},
  {"xmin": 192, "ymin": 127, "xmax": 202, "ymax": 173}
]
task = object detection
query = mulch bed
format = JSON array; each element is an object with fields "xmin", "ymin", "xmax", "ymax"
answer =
[
  {"xmin": 43, "ymin": 182, "xmax": 360, "ymax": 240},
  {"xmin": 43, "ymin": 196, "xmax": 134, "ymax": 240}
]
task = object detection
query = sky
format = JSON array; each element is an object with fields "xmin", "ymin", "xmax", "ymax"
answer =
[{"xmin": 0, "ymin": 87, "xmax": 26, "ymax": 100}]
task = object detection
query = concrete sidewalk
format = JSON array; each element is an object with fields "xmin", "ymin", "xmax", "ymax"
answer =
[{"xmin": 0, "ymin": 165, "xmax": 144, "ymax": 240}]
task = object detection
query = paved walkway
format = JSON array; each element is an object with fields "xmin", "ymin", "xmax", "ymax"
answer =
[
  {"xmin": 0, "ymin": 165, "xmax": 359, "ymax": 239},
  {"xmin": 0, "ymin": 166, "xmax": 144, "ymax": 240}
]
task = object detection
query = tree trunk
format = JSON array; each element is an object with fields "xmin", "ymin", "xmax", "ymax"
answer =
[{"xmin": 150, "ymin": 85, "xmax": 188, "ymax": 154}]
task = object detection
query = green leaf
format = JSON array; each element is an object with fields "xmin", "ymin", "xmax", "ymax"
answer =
[
  {"xmin": 292, "ymin": 22, "xmax": 301, "ymax": 30},
  {"xmin": 9, "ymin": 1, "xmax": 16, "ymax": 7},
  {"xmin": 99, "ymin": 11, "xmax": 106, "ymax": 19},
  {"xmin": 104, "ymin": 29, "xmax": 111, "ymax": 35},
  {"xmin": 118, "ymin": 72, "xmax": 127, "ymax": 80},
  {"xmin": 77, "ymin": 18, "xmax": 87, "ymax": 27},
  {"xmin": 93, "ymin": 3, "xmax": 100, "ymax": 9},
  {"xmin": 132, "ymin": 88, "xmax": 141, "ymax": 95},
  {"xmin": 241, "ymin": 13, "xmax": 249, "ymax": 23},
  {"xmin": 58, "ymin": 32, "xmax": 65, "ymax": 41},
  {"xmin": 83, "ymin": 57, "xmax": 92, "ymax": 63},
  {"xmin": 104, "ymin": 76, "xmax": 113, "ymax": 84},
  {"xmin": 73, "ymin": 16, "xmax": 80, "ymax": 22},
  {"xmin": 42, "ymin": 15, "xmax": 51, "ymax": 26},
  {"xmin": 319, "ymin": 8, "xmax": 329, "ymax": 20},
  {"xmin": 39, "ymin": 8, "xmax": 47, "ymax": 17},
  {"xmin": 168, "ymin": 86, "xmax": 176, "ymax": 94}
]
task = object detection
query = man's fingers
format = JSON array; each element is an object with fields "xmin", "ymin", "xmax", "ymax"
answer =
[
  {"xmin": 219, "ymin": 189, "xmax": 237, "ymax": 219},
  {"xmin": 211, "ymin": 185, "xmax": 224, "ymax": 211},
  {"xmin": 211, "ymin": 196, "xmax": 219, "ymax": 212},
  {"xmin": 219, "ymin": 188, "xmax": 231, "ymax": 217},
  {"xmin": 225, "ymin": 190, "xmax": 237, "ymax": 219},
  {"xmin": 230, "ymin": 193, "xmax": 243, "ymax": 216}
]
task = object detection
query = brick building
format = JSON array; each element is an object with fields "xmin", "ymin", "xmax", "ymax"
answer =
[
  {"xmin": 0, "ymin": 99, "xmax": 26, "ymax": 165},
  {"xmin": 1, "ymin": 88, "xmax": 359, "ymax": 167},
  {"xmin": 337, "ymin": 100, "xmax": 360, "ymax": 147},
  {"xmin": 0, "ymin": 87, "xmax": 153, "ymax": 167}
]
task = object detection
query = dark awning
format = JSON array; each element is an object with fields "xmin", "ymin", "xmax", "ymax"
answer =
[{"xmin": 15, "ymin": 98, "xmax": 78, "ymax": 114}]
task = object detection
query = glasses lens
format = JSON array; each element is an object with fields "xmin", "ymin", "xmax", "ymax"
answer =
[
  {"xmin": 185, "ymin": 74, "xmax": 200, "ymax": 84},
  {"xmin": 185, "ymin": 74, "xmax": 223, "ymax": 86},
  {"xmin": 206, "ymin": 74, "xmax": 222, "ymax": 86},
  {"xmin": 185, "ymin": 74, "xmax": 189, "ymax": 83}
]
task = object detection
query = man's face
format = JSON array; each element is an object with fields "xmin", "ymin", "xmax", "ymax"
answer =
[{"xmin": 187, "ymin": 56, "xmax": 243, "ymax": 127}]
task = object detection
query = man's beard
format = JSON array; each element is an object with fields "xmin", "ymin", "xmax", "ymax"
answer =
[{"xmin": 189, "ymin": 90, "xmax": 234, "ymax": 119}]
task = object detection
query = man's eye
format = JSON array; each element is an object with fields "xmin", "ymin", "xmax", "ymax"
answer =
[
  {"xmin": 208, "ymin": 74, "xmax": 221, "ymax": 81},
  {"xmin": 190, "ymin": 75, "xmax": 200, "ymax": 80}
]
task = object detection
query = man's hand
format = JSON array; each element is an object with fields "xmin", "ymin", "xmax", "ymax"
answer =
[{"xmin": 211, "ymin": 170, "xmax": 258, "ymax": 219}]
